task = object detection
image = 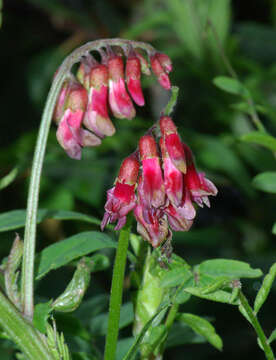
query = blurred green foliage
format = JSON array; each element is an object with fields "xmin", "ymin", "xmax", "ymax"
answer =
[{"xmin": 1, "ymin": 0, "xmax": 276, "ymax": 359}]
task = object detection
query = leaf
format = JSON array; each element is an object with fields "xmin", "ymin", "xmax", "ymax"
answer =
[
  {"xmin": 0, "ymin": 209, "xmax": 101, "ymax": 233},
  {"xmin": 184, "ymin": 287, "xmax": 239, "ymax": 305},
  {"xmin": 160, "ymin": 267, "xmax": 192, "ymax": 288},
  {"xmin": 36, "ymin": 231, "xmax": 116, "ymax": 279},
  {"xmin": 213, "ymin": 76, "xmax": 250, "ymax": 97},
  {"xmin": 199, "ymin": 259, "xmax": 263, "ymax": 279},
  {"xmin": 0, "ymin": 167, "xmax": 18, "ymax": 190},
  {"xmin": 241, "ymin": 131, "xmax": 276, "ymax": 152},
  {"xmin": 268, "ymin": 328, "xmax": 276, "ymax": 344},
  {"xmin": 33, "ymin": 301, "xmax": 53, "ymax": 334},
  {"xmin": 199, "ymin": 277, "xmax": 231, "ymax": 295},
  {"xmin": 254, "ymin": 263, "xmax": 276, "ymax": 314},
  {"xmin": 90, "ymin": 302, "xmax": 134, "ymax": 336},
  {"xmin": 178, "ymin": 313, "xmax": 223, "ymax": 351},
  {"xmin": 122, "ymin": 306, "xmax": 168, "ymax": 360},
  {"xmin": 252, "ymin": 172, "xmax": 276, "ymax": 193}
]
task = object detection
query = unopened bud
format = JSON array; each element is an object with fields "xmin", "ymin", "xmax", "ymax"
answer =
[
  {"xmin": 150, "ymin": 53, "xmax": 171, "ymax": 90},
  {"xmin": 126, "ymin": 56, "xmax": 145, "ymax": 106}
]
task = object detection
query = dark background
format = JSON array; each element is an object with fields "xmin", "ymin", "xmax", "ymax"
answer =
[{"xmin": 0, "ymin": 0, "xmax": 276, "ymax": 359}]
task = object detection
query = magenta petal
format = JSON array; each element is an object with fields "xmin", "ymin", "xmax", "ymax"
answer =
[
  {"xmin": 84, "ymin": 86, "xmax": 115, "ymax": 137},
  {"xmin": 108, "ymin": 78, "xmax": 136, "ymax": 119},
  {"xmin": 163, "ymin": 157, "xmax": 183, "ymax": 207},
  {"xmin": 127, "ymin": 78, "xmax": 145, "ymax": 106},
  {"xmin": 56, "ymin": 109, "xmax": 82, "ymax": 160},
  {"xmin": 141, "ymin": 158, "xmax": 165, "ymax": 209}
]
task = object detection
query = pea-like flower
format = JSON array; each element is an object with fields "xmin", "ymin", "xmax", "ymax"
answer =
[
  {"xmin": 101, "ymin": 156, "xmax": 140, "ymax": 231},
  {"xmin": 184, "ymin": 143, "xmax": 218, "ymax": 207},
  {"xmin": 55, "ymin": 80, "xmax": 101, "ymax": 160}
]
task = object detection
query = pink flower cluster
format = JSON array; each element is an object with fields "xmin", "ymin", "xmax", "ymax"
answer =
[
  {"xmin": 101, "ymin": 116, "xmax": 218, "ymax": 247},
  {"xmin": 53, "ymin": 46, "xmax": 172, "ymax": 159}
]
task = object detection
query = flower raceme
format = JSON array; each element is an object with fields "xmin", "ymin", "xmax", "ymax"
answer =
[
  {"xmin": 53, "ymin": 44, "xmax": 172, "ymax": 159},
  {"xmin": 101, "ymin": 116, "xmax": 218, "ymax": 248}
]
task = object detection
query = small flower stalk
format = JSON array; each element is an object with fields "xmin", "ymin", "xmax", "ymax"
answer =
[
  {"xmin": 102, "ymin": 115, "xmax": 217, "ymax": 248},
  {"xmin": 52, "ymin": 41, "xmax": 173, "ymax": 159}
]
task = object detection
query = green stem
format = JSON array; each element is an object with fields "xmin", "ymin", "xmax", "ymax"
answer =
[
  {"xmin": 238, "ymin": 290, "xmax": 275, "ymax": 360},
  {"xmin": 163, "ymin": 86, "xmax": 179, "ymax": 116},
  {"xmin": 104, "ymin": 217, "xmax": 132, "ymax": 360},
  {"xmin": 0, "ymin": 290, "xmax": 53, "ymax": 360},
  {"xmin": 21, "ymin": 38, "xmax": 159, "ymax": 320},
  {"xmin": 164, "ymin": 303, "xmax": 179, "ymax": 329}
]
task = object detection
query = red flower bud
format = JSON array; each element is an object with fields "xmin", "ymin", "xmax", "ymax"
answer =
[
  {"xmin": 101, "ymin": 156, "xmax": 140, "ymax": 231},
  {"xmin": 150, "ymin": 53, "xmax": 172, "ymax": 90},
  {"xmin": 126, "ymin": 55, "xmax": 145, "ymax": 106},
  {"xmin": 160, "ymin": 116, "xmax": 186, "ymax": 173},
  {"xmin": 108, "ymin": 56, "xmax": 136, "ymax": 120}
]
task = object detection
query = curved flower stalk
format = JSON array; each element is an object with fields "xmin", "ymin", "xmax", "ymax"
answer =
[{"xmin": 22, "ymin": 38, "xmax": 174, "ymax": 321}]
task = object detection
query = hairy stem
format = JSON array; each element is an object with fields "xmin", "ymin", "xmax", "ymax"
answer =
[
  {"xmin": 21, "ymin": 38, "xmax": 158, "ymax": 320},
  {"xmin": 238, "ymin": 290, "xmax": 275, "ymax": 360},
  {"xmin": 163, "ymin": 86, "xmax": 179, "ymax": 116},
  {"xmin": 0, "ymin": 290, "xmax": 53, "ymax": 360},
  {"xmin": 104, "ymin": 217, "xmax": 132, "ymax": 360}
]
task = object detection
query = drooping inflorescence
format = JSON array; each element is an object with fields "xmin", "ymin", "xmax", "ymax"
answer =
[
  {"xmin": 52, "ymin": 42, "xmax": 172, "ymax": 159},
  {"xmin": 52, "ymin": 39, "xmax": 217, "ymax": 248},
  {"xmin": 101, "ymin": 116, "xmax": 218, "ymax": 248}
]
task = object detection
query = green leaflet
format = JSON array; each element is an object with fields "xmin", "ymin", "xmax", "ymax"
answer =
[
  {"xmin": 36, "ymin": 232, "xmax": 115, "ymax": 279},
  {"xmin": 241, "ymin": 131, "xmax": 276, "ymax": 152},
  {"xmin": 178, "ymin": 313, "xmax": 223, "ymax": 351},
  {"xmin": 0, "ymin": 167, "xmax": 18, "ymax": 191},
  {"xmin": 0, "ymin": 209, "xmax": 102, "ymax": 233},
  {"xmin": 33, "ymin": 301, "xmax": 52, "ymax": 334},
  {"xmin": 199, "ymin": 259, "xmax": 263, "ymax": 279},
  {"xmin": 213, "ymin": 76, "xmax": 250, "ymax": 97},
  {"xmin": 254, "ymin": 263, "xmax": 276, "ymax": 314},
  {"xmin": 252, "ymin": 172, "xmax": 276, "ymax": 193}
]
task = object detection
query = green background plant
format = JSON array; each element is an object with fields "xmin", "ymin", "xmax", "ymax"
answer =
[{"xmin": 1, "ymin": 0, "xmax": 276, "ymax": 359}]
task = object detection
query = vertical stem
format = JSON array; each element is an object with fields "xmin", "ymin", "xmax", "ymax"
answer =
[
  {"xmin": 104, "ymin": 218, "xmax": 132, "ymax": 360},
  {"xmin": 238, "ymin": 290, "xmax": 275, "ymax": 360},
  {"xmin": 21, "ymin": 71, "xmax": 68, "ymax": 320}
]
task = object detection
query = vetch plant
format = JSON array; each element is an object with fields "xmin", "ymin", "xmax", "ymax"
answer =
[{"xmin": 0, "ymin": 38, "xmax": 275, "ymax": 360}]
